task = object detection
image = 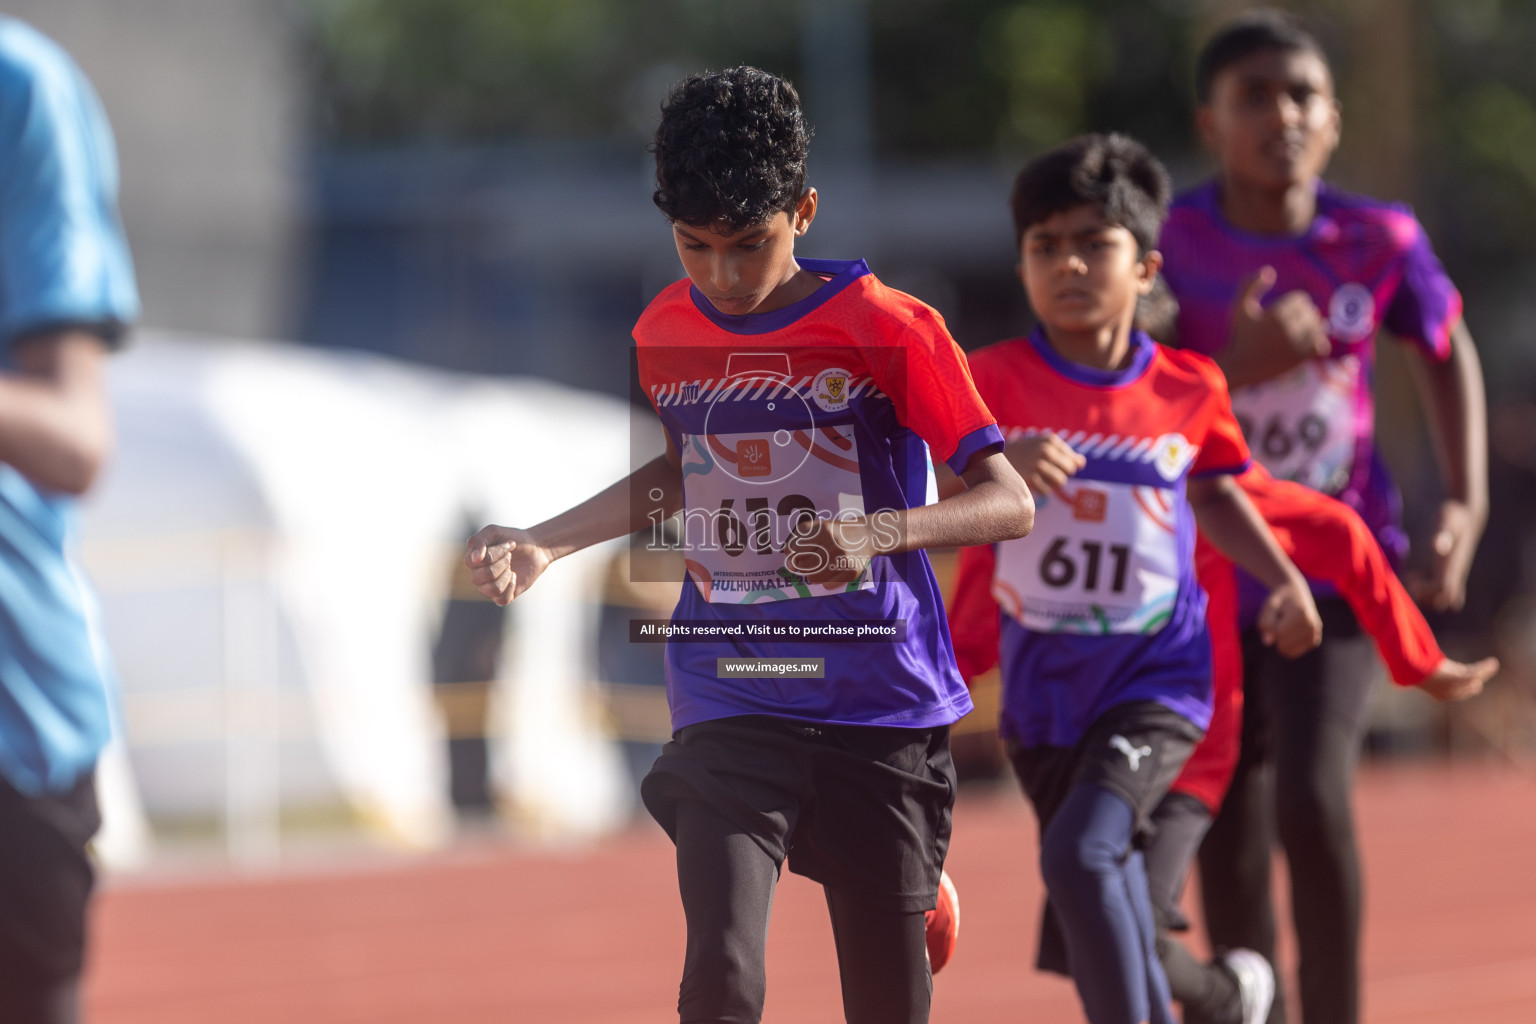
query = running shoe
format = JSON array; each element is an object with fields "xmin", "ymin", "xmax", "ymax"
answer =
[{"xmin": 1219, "ymin": 948, "xmax": 1276, "ymax": 1024}]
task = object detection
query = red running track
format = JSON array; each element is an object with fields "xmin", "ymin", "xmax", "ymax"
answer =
[{"xmin": 87, "ymin": 762, "xmax": 1536, "ymax": 1023}]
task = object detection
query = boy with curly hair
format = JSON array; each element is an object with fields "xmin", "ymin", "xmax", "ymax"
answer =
[{"xmin": 466, "ymin": 66, "xmax": 1032, "ymax": 1023}]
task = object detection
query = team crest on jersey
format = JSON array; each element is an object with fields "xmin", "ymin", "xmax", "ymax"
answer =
[
  {"xmin": 1151, "ymin": 433, "xmax": 1197, "ymax": 481},
  {"xmin": 1328, "ymin": 283, "xmax": 1376, "ymax": 342},
  {"xmin": 812, "ymin": 367, "xmax": 852, "ymax": 412}
]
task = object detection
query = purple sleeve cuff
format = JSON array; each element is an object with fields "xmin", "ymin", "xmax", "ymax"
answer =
[
  {"xmin": 1190, "ymin": 458, "xmax": 1252, "ymax": 479},
  {"xmin": 1382, "ymin": 228, "xmax": 1461, "ymax": 362},
  {"xmin": 945, "ymin": 424, "xmax": 1006, "ymax": 474}
]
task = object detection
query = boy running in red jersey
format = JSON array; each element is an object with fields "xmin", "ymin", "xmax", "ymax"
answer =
[
  {"xmin": 1158, "ymin": 14, "xmax": 1492, "ymax": 1022},
  {"xmin": 947, "ymin": 132, "xmax": 1320, "ymax": 1024},
  {"xmin": 945, "ymin": 123, "xmax": 1493, "ymax": 1023},
  {"xmin": 467, "ymin": 67, "xmax": 1031, "ymax": 1024},
  {"xmin": 950, "ymin": 461, "xmax": 1494, "ymax": 1024}
]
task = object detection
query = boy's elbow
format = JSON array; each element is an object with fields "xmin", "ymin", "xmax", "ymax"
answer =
[
  {"xmin": 1001, "ymin": 476, "xmax": 1035, "ymax": 540},
  {"xmin": 1015, "ymin": 487, "xmax": 1035, "ymax": 539},
  {"xmin": 961, "ymin": 451, "xmax": 1033, "ymax": 540}
]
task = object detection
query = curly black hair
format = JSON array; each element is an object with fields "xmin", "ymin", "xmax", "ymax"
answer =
[
  {"xmin": 1195, "ymin": 9, "xmax": 1329, "ymax": 104},
  {"xmin": 1009, "ymin": 133, "xmax": 1172, "ymax": 254},
  {"xmin": 651, "ymin": 67, "xmax": 811, "ymax": 231}
]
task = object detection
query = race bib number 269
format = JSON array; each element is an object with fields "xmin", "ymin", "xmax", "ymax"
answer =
[{"xmin": 1232, "ymin": 355, "xmax": 1362, "ymax": 495}]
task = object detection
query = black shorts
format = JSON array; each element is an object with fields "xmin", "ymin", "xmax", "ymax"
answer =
[
  {"xmin": 641, "ymin": 715, "xmax": 956, "ymax": 914},
  {"xmin": 1007, "ymin": 702, "xmax": 1201, "ymax": 976},
  {"xmin": 1008, "ymin": 701, "xmax": 1202, "ymax": 845},
  {"xmin": 0, "ymin": 771, "xmax": 100, "ymax": 996}
]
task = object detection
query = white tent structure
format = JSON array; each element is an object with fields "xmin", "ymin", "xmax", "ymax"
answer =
[{"xmin": 79, "ymin": 331, "xmax": 651, "ymax": 862}]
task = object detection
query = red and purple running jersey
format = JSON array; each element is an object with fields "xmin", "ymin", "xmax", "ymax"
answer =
[
  {"xmin": 633, "ymin": 257, "xmax": 1002, "ymax": 732},
  {"xmin": 1159, "ymin": 180, "xmax": 1462, "ymax": 561},
  {"xmin": 966, "ymin": 329, "xmax": 1251, "ymax": 746}
]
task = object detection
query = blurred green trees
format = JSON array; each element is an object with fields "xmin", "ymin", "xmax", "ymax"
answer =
[
  {"xmin": 306, "ymin": 0, "xmax": 1536, "ymax": 374},
  {"xmin": 307, "ymin": 0, "xmax": 803, "ymax": 142},
  {"xmin": 306, "ymin": 0, "xmax": 1535, "ymax": 189},
  {"xmin": 307, "ymin": 0, "xmax": 1199, "ymax": 156}
]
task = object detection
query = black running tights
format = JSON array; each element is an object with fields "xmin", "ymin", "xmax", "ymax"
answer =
[
  {"xmin": 673, "ymin": 797, "xmax": 932, "ymax": 1024},
  {"xmin": 1198, "ymin": 599, "xmax": 1378, "ymax": 1024},
  {"xmin": 1145, "ymin": 791, "xmax": 1242, "ymax": 1024}
]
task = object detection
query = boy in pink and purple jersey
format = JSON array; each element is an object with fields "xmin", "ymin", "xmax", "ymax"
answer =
[{"xmin": 1158, "ymin": 12, "xmax": 1491, "ymax": 1024}]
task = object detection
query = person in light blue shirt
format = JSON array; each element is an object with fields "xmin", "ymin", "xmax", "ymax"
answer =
[{"xmin": 0, "ymin": 17, "xmax": 138, "ymax": 1024}]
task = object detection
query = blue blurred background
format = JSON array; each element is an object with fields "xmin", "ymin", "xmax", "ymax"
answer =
[{"xmin": 11, "ymin": 0, "xmax": 1536, "ymax": 863}]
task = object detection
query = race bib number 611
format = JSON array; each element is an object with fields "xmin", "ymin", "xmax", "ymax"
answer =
[{"xmin": 992, "ymin": 479, "xmax": 1181, "ymax": 635}]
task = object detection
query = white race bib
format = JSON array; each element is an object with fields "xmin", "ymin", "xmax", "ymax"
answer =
[
  {"xmin": 993, "ymin": 479, "xmax": 1181, "ymax": 635},
  {"xmin": 678, "ymin": 425, "xmax": 873, "ymax": 604},
  {"xmin": 1231, "ymin": 355, "xmax": 1361, "ymax": 494}
]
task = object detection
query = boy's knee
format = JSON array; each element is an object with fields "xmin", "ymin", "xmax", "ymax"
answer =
[
  {"xmin": 678, "ymin": 958, "xmax": 766, "ymax": 1024},
  {"xmin": 1040, "ymin": 828, "xmax": 1122, "ymax": 891},
  {"xmin": 679, "ymin": 927, "xmax": 769, "ymax": 1024},
  {"xmin": 1275, "ymin": 775, "xmax": 1352, "ymax": 848}
]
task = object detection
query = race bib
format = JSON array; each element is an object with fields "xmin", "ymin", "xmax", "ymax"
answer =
[
  {"xmin": 678, "ymin": 425, "xmax": 874, "ymax": 604},
  {"xmin": 1231, "ymin": 356, "xmax": 1362, "ymax": 494},
  {"xmin": 992, "ymin": 479, "xmax": 1181, "ymax": 635}
]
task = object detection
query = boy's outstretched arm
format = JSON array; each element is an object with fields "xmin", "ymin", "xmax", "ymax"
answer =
[
  {"xmin": 1236, "ymin": 465, "xmax": 1496, "ymax": 702},
  {"xmin": 1187, "ymin": 473, "xmax": 1322, "ymax": 657},
  {"xmin": 787, "ymin": 450, "xmax": 1032, "ymax": 585},
  {"xmin": 466, "ymin": 441, "xmax": 683, "ymax": 605},
  {"xmin": 905, "ymin": 449, "xmax": 1034, "ymax": 550},
  {"xmin": 1405, "ymin": 320, "xmax": 1489, "ymax": 613},
  {"xmin": 932, "ymin": 432, "xmax": 1084, "ymax": 501}
]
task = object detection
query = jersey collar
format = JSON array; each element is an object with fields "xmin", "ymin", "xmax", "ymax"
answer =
[
  {"xmin": 1193, "ymin": 178, "xmax": 1334, "ymax": 247},
  {"xmin": 1028, "ymin": 326, "xmax": 1155, "ymax": 390},
  {"xmin": 688, "ymin": 258, "xmax": 870, "ymax": 335}
]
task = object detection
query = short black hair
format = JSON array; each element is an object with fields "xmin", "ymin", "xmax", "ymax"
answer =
[
  {"xmin": 1195, "ymin": 9, "xmax": 1330, "ymax": 104},
  {"xmin": 1009, "ymin": 133, "xmax": 1171, "ymax": 254},
  {"xmin": 651, "ymin": 67, "xmax": 811, "ymax": 231}
]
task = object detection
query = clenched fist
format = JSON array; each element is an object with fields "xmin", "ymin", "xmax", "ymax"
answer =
[
  {"xmin": 1221, "ymin": 266, "xmax": 1332, "ymax": 389},
  {"xmin": 1256, "ymin": 578, "xmax": 1323, "ymax": 658},
  {"xmin": 464, "ymin": 525, "xmax": 554, "ymax": 605}
]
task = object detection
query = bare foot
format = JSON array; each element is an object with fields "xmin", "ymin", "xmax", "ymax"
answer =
[{"xmin": 1418, "ymin": 656, "xmax": 1499, "ymax": 702}]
